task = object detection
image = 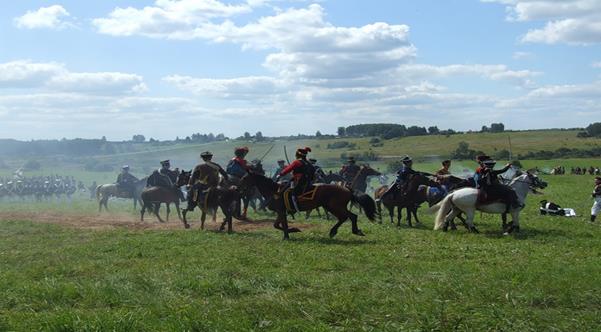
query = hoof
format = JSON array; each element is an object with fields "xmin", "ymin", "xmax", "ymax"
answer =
[
  {"xmin": 184, "ymin": 223, "xmax": 190, "ymax": 229},
  {"xmin": 329, "ymin": 230, "xmax": 338, "ymax": 238},
  {"xmin": 354, "ymin": 230, "xmax": 365, "ymax": 236},
  {"xmin": 288, "ymin": 227, "xmax": 302, "ymax": 233}
]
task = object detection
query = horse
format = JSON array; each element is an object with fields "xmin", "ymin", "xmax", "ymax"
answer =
[
  {"xmin": 176, "ymin": 170, "xmax": 239, "ymax": 232},
  {"xmin": 140, "ymin": 184, "xmax": 183, "ymax": 223},
  {"xmin": 347, "ymin": 165, "xmax": 381, "ymax": 193},
  {"xmin": 96, "ymin": 177, "xmax": 147, "ymax": 212},
  {"xmin": 240, "ymin": 172, "xmax": 376, "ymax": 240},
  {"xmin": 432, "ymin": 172, "xmax": 547, "ymax": 234},
  {"xmin": 374, "ymin": 173, "xmax": 439, "ymax": 227}
]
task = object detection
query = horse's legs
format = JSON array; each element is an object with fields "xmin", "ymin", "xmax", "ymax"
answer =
[
  {"xmin": 442, "ymin": 208, "xmax": 461, "ymax": 232},
  {"xmin": 463, "ymin": 209, "xmax": 478, "ymax": 233},
  {"xmin": 387, "ymin": 205, "xmax": 394, "ymax": 224},
  {"xmin": 279, "ymin": 213, "xmax": 290, "ymax": 240},
  {"xmin": 412, "ymin": 206, "xmax": 421, "ymax": 225},
  {"xmin": 396, "ymin": 206, "xmax": 402, "ymax": 227},
  {"xmin": 201, "ymin": 210, "xmax": 206, "ymax": 230},
  {"xmin": 406, "ymin": 207, "xmax": 412, "ymax": 227},
  {"xmin": 182, "ymin": 209, "xmax": 190, "ymax": 229},
  {"xmin": 175, "ymin": 202, "xmax": 182, "ymax": 221},
  {"xmin": 153, "ymin": 203, "xmax": 165, "ymax": 223},
  {"xmin": 349, "ymin": 213, "xmax": 365, "ymax": 236},
  {"xmin": 376, "ymin": 200, "xmax": 382, "ymax": 223}
]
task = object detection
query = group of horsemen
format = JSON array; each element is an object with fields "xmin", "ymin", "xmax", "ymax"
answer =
[
  {"xmin": 115, "ymin": 146, "xmax": 522, "ymax": 215},
  {"xmin": 0, "ymin": 175, "xmax": 82, "ymax": 200}
]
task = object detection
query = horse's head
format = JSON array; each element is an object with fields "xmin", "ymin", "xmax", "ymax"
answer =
[
  {"xmin": 176, "ymin": 170, "xmax": 191, "ymax": 187},
  {"xmin": 525, "ymin": 171, "xmax": 548, "ymax": 190},
  {"xmin": 360, "ymin": 165, "xmax": 381, "ymax": 177}
]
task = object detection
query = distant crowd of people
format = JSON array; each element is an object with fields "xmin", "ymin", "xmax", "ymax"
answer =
[{"xmin": 550, "ymin": 166, "xmax": 601, "ymax": 175}]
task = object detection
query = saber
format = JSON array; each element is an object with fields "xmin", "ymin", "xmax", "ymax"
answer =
[
  {"xmin": 258, "ymin": 144, "xmax": 275, "ymax": 162},
  {"xmin": 284, "ymin": 145, "xmax": 291, "ymax": 164}
]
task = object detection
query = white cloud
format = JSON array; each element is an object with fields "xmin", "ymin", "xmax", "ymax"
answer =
[
  {"xmin": 485, "ymin": 0, "xmax": 601, "ymax": 45},
  {"xmin": 0, "ymin": 60, "xmax": 146, "ymax": 95},
  {"xmin": 14, "ymin": 5, "xmax": 73, "ymax": 30},
  {"xmin": 92, "ymin": 0, "xmax": 259, "ymax": 38},
  {"xmin": 163, "ymin": 75, "xmax": 286, "ymax": 99},
  {"xmin": 512, "ymin": 51, "xmax": 534, "ymax": 60},
  {"xmin": 593, "ymin": 61, "xmax": 601, "ymax": 68}
]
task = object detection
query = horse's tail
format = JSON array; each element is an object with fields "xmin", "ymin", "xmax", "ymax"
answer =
[
  {"xmin": 434, "ymin": 193, "xmax": 454, "ymax": 230},
  {"xmin": 352, "ymin": 191, "xmax": 376, "ymax": 221}
]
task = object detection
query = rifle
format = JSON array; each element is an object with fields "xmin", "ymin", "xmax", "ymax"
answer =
[{"xmin": 284, "ymin": 145, "xmax": 291, "ymax": 164}]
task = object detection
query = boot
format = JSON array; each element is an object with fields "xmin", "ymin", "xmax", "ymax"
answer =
[
  {"xmin": 291, "ymin": 195, "xmax": 300, "ymax": 213},
  {"xmin": 591, "ymin": 215, "xmax": 596, "ymax": 222}
]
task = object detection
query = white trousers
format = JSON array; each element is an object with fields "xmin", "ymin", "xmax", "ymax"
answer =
[{"xmin": 592, "ymin": 197, "xmax": 601, "ymax": 216}]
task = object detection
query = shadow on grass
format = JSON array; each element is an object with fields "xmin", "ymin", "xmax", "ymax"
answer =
[
  {"xmin": 288, "ymin": 236, "xmax": 377, "ymax": 246},
  {"xmin": 481, "ymin": 226, "xmax": 570, "ymax": 240}
]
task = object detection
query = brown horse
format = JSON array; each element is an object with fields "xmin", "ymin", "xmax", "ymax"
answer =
[
  {"xmin": 140, "ymin": 185, "xmax": 182, "ymax": 223},
  {"xmin": 240, "ymin": 172, "xmax": 376, "ymax": 240},
  {"xmin": 348, "ymin": 165, "xmax": 381, "ymax": 193},
  {"xmin": 374, "ymin": 173, "xmax": 439, "ymax": 227},
  {"xmin": 177, "ymin": 170, "xmax": 239, "ymax": 232}
]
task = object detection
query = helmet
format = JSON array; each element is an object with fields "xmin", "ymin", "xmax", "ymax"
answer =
[
  {"xmin": 160, "ymin": 160, "xmax": 170, "ymax": 167},
  {"xmin": 200, "ymin": 151, "xmax": 213, "ymax": 159},
  {"xmin": 295, "ymin": 147, "xmax": 311, "ymax": 158},
  {"xmin": 483, "ymin": 159, "xmax": 496, "ymax": 167}
]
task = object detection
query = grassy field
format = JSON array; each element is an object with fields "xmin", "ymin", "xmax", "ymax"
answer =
[
  {"xmin": 1, "ymin": 158, "xmax": 601, "ymax": 331},
  {"xmin": 3, "ymin": 129, "xmax": 601, "ymax": 179}
]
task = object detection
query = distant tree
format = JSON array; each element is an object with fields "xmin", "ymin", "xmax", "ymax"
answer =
[
  {"xmin": 132, "ymin": 134, "xmax": 146, "ymax": 142},
  {"xmin": 585, "ymin": 122, "xmax": 601, "ymax": 137},
  {"xmin": 337, "ymin": 127, "xmax": 346, "ymax": 137},
  {"xmin": 406, "ymin": 126, "xmax": 428, "ymax": 136},
  {"xmin": 428, "ymin": 126, "xmax": 440, "ymax": 135},
  {"xmin": 255, "ymin": 131, "xmax": 264, "ymax": 141},
  {"xmin": 481, "ymin": 126, "xmax": 489, "ymax": 133},
  {"xmin": 101, "ymin": 136, "xmax": 107, "ymax": 142},
  {"xmin": 316, "ymin": 130, "xmax": 322, "ymax": 137},
  {"xmin": 490, "ymin": 123, "xmax": 505, "ymax": 133},
  {"xmin": 244, "ymin": 132, "xmax": 251, "ymax": 140}
]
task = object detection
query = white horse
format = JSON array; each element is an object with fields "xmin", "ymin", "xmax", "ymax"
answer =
[{"xmin": 432, "ymin": 172, "xmax": 547, "ymax": 234}]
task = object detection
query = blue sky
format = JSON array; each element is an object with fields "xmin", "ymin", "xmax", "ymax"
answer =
[{"xmin": 1, "ymin": 0, "xmax": 600, "ymax": 140}]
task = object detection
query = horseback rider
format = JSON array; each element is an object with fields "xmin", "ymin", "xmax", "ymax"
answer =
[
  {"xmin": 250, "ymin": 159, "xmax": 265, "ymax": 176},
  {"xmin": 436, "ymin": 160, "xmax": 451, "ymax": 176},
  {"xmin": 272, "ymin": 159, "xmax": 291, "ymax": 182},
  {"xmin": 383, "ymin": 155, "xmax": 431, "ymax": 199},
  {"xmin": 187, "ymin": 151, "xmax": 228, "ymax": 211},
  {"xmin": 148, "ymin": 160, "xmax": 184, "ymax": 201},
  {"xmin": 227, "ymin": 147, "xmax": 250, "ymax": 181},
  {"xmin": 477, "ymin": 159, "xmax": 520, "ymax": 212},
  {"xmin": 340, "ymin": 156, "xmax": 360, "ymax": 183},
  {"xmin": 116, "ymin": 165, "xmax": 138, "ymax": 197},
  {"xmin": 276, "ymin": 147, "xmax": 315, "ymax": 212},
  {"xmin": 310, "ymin": 158, "xmax": 326, "ymax": 183}
]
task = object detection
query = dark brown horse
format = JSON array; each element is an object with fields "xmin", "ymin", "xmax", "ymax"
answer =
[
  {"xmin": 374, "ymin": 173, "xmax": 439, "ymax": 227},
  {"xmin": 240, "ymin": 172, "xmax": 376, "ymax": 240},
  {"xmin": 140, "ymin": 186, "xmax": 183, "ymax": 223},
  {"xmin": 177, "ymin": 170, "xmax": 239, "ymax": 232},
  {"xmin": 347, "ymin": 165, "xmax": 381, "ymax": 193}
]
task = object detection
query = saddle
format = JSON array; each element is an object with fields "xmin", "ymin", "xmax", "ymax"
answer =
[
  {"xmin": 476, "ymin": 189, "xmax": 505, "ymax": 206},
  {"xmin": 279, "ymin": 184, "xmax": 320, "ymax": 213}
]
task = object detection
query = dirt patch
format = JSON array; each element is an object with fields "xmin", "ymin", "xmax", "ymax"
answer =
[{"xmin": 0, "ymin": 211, "xmax": 318, "ymax": 232}]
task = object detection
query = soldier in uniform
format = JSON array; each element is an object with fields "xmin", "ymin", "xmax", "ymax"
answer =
[
  {"xmin": 116, "ymin": 165, "xmax": 138, "ymax": 197},
  {"xmin": 477, "ymin": 159, "xmax": 519, "ymax": 212},
  {"xmin": 186, "ymin": 151, "xmax": 228, "ymax": 211},
  {"xmin": 272, "ymin": 160, "xmax": 290, "ymax": 181},
  {"xmin": 590, "ymin": 177, "xmax": 601, "ymax": 222},
  {"xmin": 276, "ymin": 147, "xmax": 315, "ymax": 212},
  {"xmin": 250, "ymin": 159, "xmax": 266, "ymax": 176},
  {"xmin": 436, "ymin": 160, "xmax": 452, "ymax": 176},
  {"xmin": 227, "ymin": 147, "xmax": 250, "ymax": 181},
  {"xmin": 383, "ymin": 155, "xmax": 430, "ymax": 199},
  {"xmin": 309, "ymin": 158, "xmax": 326, "ymax": 183},
  {"xmin": 148, "ymin": 160, "xmax": 184, "ymax": 201},
  {"xmin": 339, "ymin": 156, "xmax": 361, "ymax": 182}
]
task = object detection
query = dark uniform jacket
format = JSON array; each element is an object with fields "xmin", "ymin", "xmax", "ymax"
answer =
[{"xmin": 190, "ymin": 162, "xmax": 228, "ymax": 188}]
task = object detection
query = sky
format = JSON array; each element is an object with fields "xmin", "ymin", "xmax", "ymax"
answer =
[{"xmin": 1, "ymin": 0, "xmax": 601, "ymax": 140}]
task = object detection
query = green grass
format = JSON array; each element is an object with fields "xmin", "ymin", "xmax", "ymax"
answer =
[
  {"xmin": 3, "ymin": 129, "xmax": 601, "ymax": 179},
  {"xmin": 2, "ymin": 160, "xmax": 601, "ymax": 330}
]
